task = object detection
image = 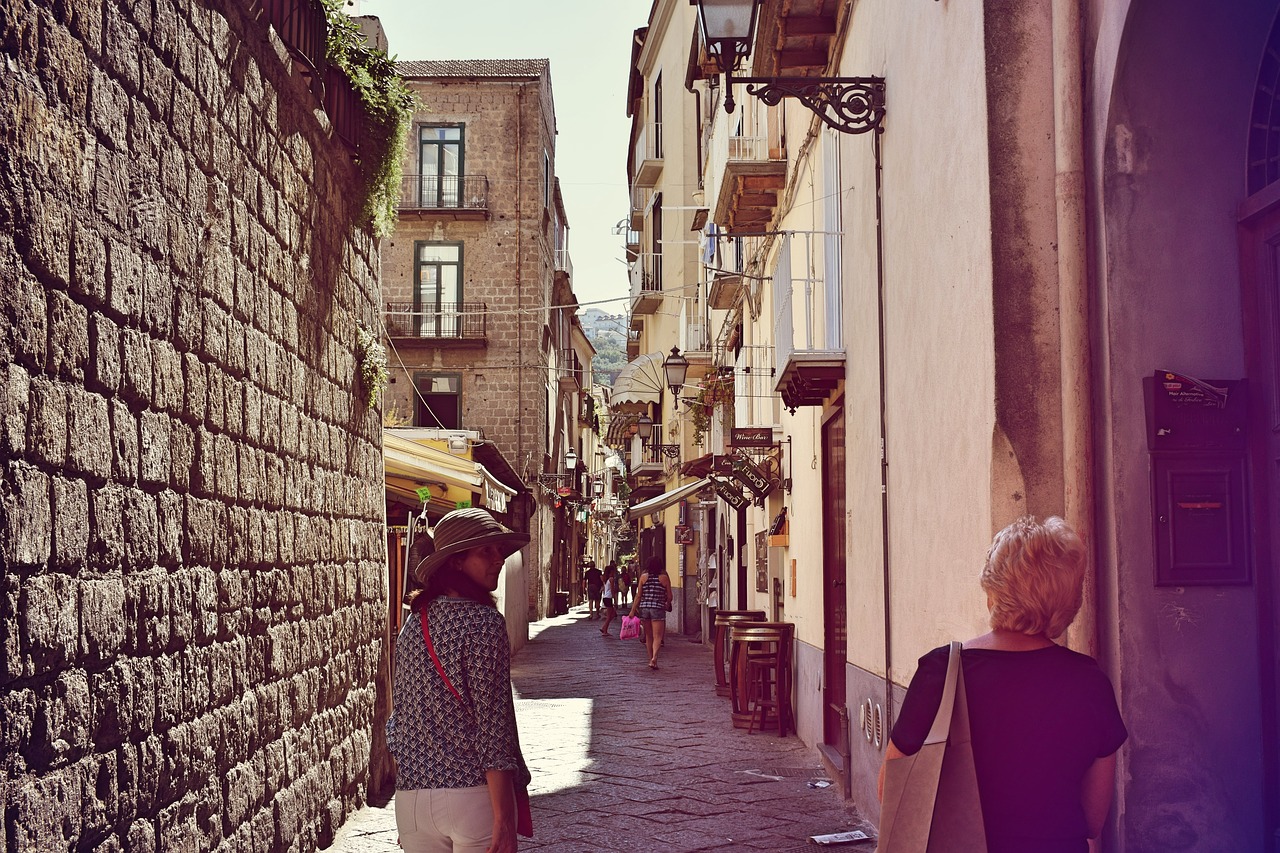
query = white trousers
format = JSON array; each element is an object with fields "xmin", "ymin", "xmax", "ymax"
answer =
[{"xmin": 395, "ymin": 786, "xmax": 493, "ymax": 853}]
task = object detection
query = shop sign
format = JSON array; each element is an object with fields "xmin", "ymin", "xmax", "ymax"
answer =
[
  {"xmin": 712, "ymin": 454, "xmax": 734, "ymax": 475},
  {"xmin": 674, "ymin": 524, "xmax": 695, "ymax": 544},
  {"xmin": 732, "ymin": 453, "xmax": 772, "ymax": 498},
  {"xmin": 711, "ymin": 476, "xmax": 749, "ymax": 510},
  {"xmin": 731, "ymin": 426, "xmax": 774, "ymax": 448}
]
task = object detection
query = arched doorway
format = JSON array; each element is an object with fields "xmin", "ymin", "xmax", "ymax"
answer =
[{"xmin": 1093, "ymin": 0, "xmax": 1280, "ymax": 848}]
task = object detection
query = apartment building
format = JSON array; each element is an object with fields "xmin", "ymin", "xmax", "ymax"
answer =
[
  {"xmin": 381, "ymin": 59, "xmax": 584, "ymax": 629},
  {"xmin": 609, "ymin": 1, "xmax": 715, "ymax": 637},
  {"xmin": 613, "ymin": 0, "xmax": 1280, "ymax": 847}
]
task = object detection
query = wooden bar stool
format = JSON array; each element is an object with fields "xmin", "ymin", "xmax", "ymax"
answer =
[
  {"xmin": 713, "ymin": 610, "xmax": 766, "ymax": 697},
  {"xmin": 744, "ymin": 622, "xmax": 794, "ymax": 736},
  {"xmin": 729, "ymin": 620, "xmax": 783, "ymax": 729}
]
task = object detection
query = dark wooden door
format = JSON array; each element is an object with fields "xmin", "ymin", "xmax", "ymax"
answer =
[
  {"xmin": 1239, "ymin": 189, "xmax": 1280, "ymax": 846},
  {"xmin": 822, "ymin": 406, "xmax": 848, "ymax": 751}
]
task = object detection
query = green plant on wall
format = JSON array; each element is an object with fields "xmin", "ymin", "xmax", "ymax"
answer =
[
  {"xmin": 323, "ymin": 1, "xmax": 414, "ymax": 236},
  {"xmin": 357, "ymin": 327, "xmax": 389, "ymax": 407},
  {"xmin": 690, "ymin": 373, "xmax": 735, "ymax": 447}
]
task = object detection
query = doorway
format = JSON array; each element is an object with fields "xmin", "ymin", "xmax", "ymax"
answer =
[
  {"xmin": 820, "ymin": 405, "xmax": 849, "ymax": 789},
  {"xmin": 1238, "ymin": 191, "xmax": 1280, "ymax": 848}
]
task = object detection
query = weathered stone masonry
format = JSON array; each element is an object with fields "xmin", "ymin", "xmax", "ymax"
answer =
[{"xmin": 0, "ymin": 1, "xmax": 387, "ymax": 851}]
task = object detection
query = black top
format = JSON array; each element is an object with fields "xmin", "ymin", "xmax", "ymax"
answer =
[
  {"xmin": 584, "ymin": 567, "xmax": 603, "ymax": 590},
  {"xmin": 890, "ymin": 644, "xmax": 1127, "ymax": 853}
]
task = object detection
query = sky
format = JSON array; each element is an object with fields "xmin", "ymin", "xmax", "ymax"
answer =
[{"xmin": 353, "ymin": 0, "xmax": 655, "ymax": 317}]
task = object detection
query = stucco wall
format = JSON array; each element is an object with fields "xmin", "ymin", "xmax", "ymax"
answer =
[
  {"xmin": 1090, "ymin": 0, "xmax": 1274, "ymax": 848},
  {"xmin": 836, "ymin": 0, "xmax": 997, "ymax": 683},
  {"xmin": 0, "ymin": 2, "xmax": 386, "ymax": 849}
]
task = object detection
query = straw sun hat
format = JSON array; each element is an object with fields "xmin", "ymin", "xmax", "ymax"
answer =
[{"xmin": 413, "ymin": 507, "xmax": 530, "ymax": 584}]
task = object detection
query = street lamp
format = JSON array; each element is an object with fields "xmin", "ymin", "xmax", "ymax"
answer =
[
  {"xmin": 635, "ymin": 414, "xmax": 654, "ymax": 440},
  {"xmin": 692, "ymin": 0, "xmax": 886, "ymax": 135},
  {"xmin": 663, "ymin": 346, "xmax": 690, "ymax": 399},
  {"xmin": 565, "ymin": 447, "xmax": 577, "ymax": 472}
]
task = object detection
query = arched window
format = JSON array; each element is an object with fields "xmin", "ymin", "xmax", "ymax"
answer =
[{"xmin": 1247, "ymin": 10, "xmax": 1280, "ymax": 194}]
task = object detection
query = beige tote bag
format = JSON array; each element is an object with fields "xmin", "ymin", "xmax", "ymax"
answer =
[{"xmin": 877, "ymin": 642, "xmax": 987, "ymax": 853}]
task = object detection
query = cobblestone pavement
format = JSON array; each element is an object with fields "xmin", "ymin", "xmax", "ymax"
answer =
[{"xmin": 325, "ymin": 606, "xmax": 873, "ymax": 852}]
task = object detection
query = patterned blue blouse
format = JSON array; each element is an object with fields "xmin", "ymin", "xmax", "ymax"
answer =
[{"xmin": 387, "ymin": 597, "xmax": 523, "ymax": 790}]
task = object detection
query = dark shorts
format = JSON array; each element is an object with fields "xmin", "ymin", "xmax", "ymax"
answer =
[
  {"xmin": 587, "ymin": 587, "xmax": 602, "ymax": 602},
  {"xmin": 637, "ymin": 607, "xmax": 665, "ymax": 621},
  {"xmin": 602, "ymin": 598, "xmax": 615, "ymax": 608}
]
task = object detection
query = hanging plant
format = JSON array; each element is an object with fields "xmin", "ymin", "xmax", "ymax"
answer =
[
  {"xmin": 357, "ymin": 327, "xmax": 389, "ymax": 407},
  {"xmin": 690, "ymin": 373, "xmax": 735, "ymax": 447},
  {"xmin": 322, "ymin": 1, "xmax": 415, "ymax": 236}
]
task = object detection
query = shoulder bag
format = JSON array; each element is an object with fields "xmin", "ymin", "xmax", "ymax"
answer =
[
  {"xmin": 422, "ymin": 614, "xmax": 534, "ymax": 838},
  {"xmin": 877, "ymin": 641, "xmax": 987, "ymax": 852}
]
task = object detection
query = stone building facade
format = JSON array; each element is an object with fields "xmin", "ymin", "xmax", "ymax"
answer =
[
  {"xmin": 380, "ymin": 60, "xmax": 575, "ymax": 624},
  {"xmin": 0, "ymin": 1, "xmax": 386, "ymax": 850}
]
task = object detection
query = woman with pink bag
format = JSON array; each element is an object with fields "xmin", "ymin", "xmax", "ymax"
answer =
[{"xmin": 627, "ymin": 557, "xmax": 672, "ymax": 670}]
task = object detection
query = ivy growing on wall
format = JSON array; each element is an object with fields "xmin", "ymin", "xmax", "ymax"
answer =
[{"xmin": 322, "ymin": 1, "xmax": 414, "ymax": 236}]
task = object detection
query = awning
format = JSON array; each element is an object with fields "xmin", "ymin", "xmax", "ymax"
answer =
[
  {"xmin": 627, "ymin": 477, "xmax": 711, "ymax": 521},
  {"xmin": 680, "ymin": 452, "xmax": 714, "ymax": 477},
  {"xmin": 478, "ymin": 463, "xmax": 517, "ymax": 514},
  {"xmin": 384, "ymin": 433, "xmax": 482, "ymax": 491},
  {"xmin": 610, "ymin": 351, "xmax": 665, "ymax": 410},
  {"xmin": 384, "ymin": 433, "xmax": 484, "ymax": 514}
]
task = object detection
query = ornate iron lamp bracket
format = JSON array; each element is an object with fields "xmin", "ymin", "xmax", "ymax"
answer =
[
  {"xmin": 737, "ymin": 76, "xmax": 885, "ymax": 135},
  {"xmin": 654, "ymin": 444, "xmax": 682, "ymax": 460}
]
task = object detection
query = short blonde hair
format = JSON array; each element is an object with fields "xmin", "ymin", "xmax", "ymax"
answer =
[{"xmin": 980, "ymin": 516, "xmax": 1087, "ymax": 639}]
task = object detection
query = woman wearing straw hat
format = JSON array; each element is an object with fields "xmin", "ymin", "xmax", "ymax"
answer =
[{"xmin": 387, "ymin": 507, "xmax": 533, "ymax": 853}]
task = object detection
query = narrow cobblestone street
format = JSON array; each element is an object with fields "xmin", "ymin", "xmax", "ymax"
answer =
[{"xmin": 326, "ymin": 607, "xmax": 872, "ymax": 852}]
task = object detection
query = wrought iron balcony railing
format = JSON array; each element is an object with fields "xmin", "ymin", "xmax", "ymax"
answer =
[
  {"xmin": 397, "ymin": 174, "xmax": 489, "ymax": 212},
  {"xmin": 383, "ymin": 302, "xmax": 487, "ymax": 340}
]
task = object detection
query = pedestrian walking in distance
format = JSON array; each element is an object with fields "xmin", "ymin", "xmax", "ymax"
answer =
[
  {"xmin": 583, "ymin": 561, "xmax": 603, "ymax": 619},
  {"xmin": 388, "ymin": 508, "xmax": 533, "ymax": 853},
  {"xmin": 879, "ymin": 516, "xmax": 1127, "ymax": 852},
  {"xmin": 618, "ymin": 563, "xmax": 632, "ymax": 606},
  {"xmin": 628, "ymin": 557, "xmax": 672, "ymax": 669},
  {"xmin": 599, "ymin": 564, "xmax": 618, "ymax": 637}
]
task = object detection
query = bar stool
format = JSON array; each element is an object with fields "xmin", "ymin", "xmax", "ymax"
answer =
[
  {"xmin": 745, "ymin": 622, "xmax": 794, "ymax": 736},
  {"xmin": 728, "ymin": 620, "xmax": 785, "ymax": 729},
  {"xmin": 713, "ymin": 610, "xmax": 766, "ymax": 697}
]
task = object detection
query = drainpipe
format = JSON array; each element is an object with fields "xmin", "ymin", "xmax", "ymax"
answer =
[{"xmin": 1051, "ymin": 0, "xmax": 1095, "ymax": 655}]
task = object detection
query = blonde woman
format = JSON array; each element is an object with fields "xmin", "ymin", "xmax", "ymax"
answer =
[{"xmin": 879, "ymin": 517, "xmax": 1127, "ymax": 853}]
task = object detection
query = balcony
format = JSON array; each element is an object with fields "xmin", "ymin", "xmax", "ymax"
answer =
[
  {"xmin": 771, "ymin": 232, "xmax": 845, "ymax": 412},
  {"xmin": 628, "ymin": 252, "xmax": 663, "ymax": 315},
  {"xmin": 397, "ymin": 174, "xmax": 489, "ymax": 219},
  {"xmin": 708, "ymin": 272, "xmax": 744, "ymax": 310},
  {"xmin": 383, "ymin": 301, "xmax": 488, "ymax": 344},
  {"xmin": 557, "ymin": 346, "xmax": 582, "ymax": 392},
  {"xmin": 629, "ymin": 186, "xmax": 646, "ymax": 231},
  {"xmin": 554, "ymin": 248, "xmax": 573, "ymax": 287},
  {"xmin": 633, "ymin": 122, "xmax": 664, "ymax": 188},
  {"xmin": 710, "ymin": 130, "xmax": 786, "ymax": 235}
]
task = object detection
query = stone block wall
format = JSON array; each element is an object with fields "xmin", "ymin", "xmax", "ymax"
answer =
[{"xmin": 0, "ymin": 1, "xmax": 387, "ymax": 850}]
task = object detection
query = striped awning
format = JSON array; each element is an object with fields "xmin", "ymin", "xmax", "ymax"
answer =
[{"xmin": 626, "ymin": 478, "xmax": 711, "ymax": 521}]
